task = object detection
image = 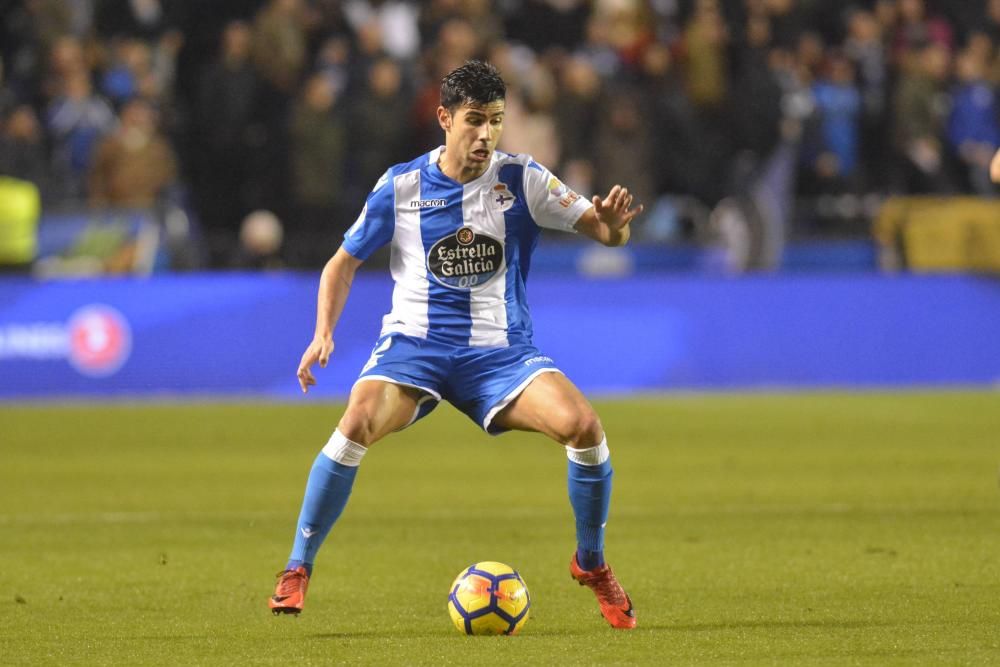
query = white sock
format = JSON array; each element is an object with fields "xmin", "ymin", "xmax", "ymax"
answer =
[
  {"xmin": 565, "ymin": 437, "xmax": 610, "ymax": 466},
  {"xmin": 321, "ymin": 429, "xmax": 368, "ymax": 467}
]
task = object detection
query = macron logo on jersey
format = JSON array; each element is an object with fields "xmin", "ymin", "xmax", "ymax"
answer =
[{"xmin": 409, "ymin": 199, "xmax": 447, "ymax": 208}]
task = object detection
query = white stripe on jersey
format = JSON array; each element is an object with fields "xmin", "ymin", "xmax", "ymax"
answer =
[
  {"xmin": 384, "ymin": 169, "xmax": 429, "ymax": 338},
  {"xmin": 467, "ymin": 181, "xmax": 509, "ymax": 347}
]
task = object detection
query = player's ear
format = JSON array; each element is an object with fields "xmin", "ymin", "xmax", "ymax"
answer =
[{"xmin": 437, "ymin": 106, "xmax": 452, "ymax": 132}]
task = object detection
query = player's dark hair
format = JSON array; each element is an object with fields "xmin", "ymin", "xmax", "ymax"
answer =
[{"xmin": 440, "ymin": 60, "xmax": 506, "ymax": 112}]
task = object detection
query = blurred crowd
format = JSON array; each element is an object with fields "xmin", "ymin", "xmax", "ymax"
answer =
[{"xmin": 2, "ymin": 0, "xmax": 1000, "ymax": 268}]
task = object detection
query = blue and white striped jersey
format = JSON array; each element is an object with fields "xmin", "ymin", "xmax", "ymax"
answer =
[{"xmin": 342, "ymin": 147, "xmax": 592, "ymax": 347}]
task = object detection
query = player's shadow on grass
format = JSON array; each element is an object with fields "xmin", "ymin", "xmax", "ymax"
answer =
[
  {"xmin": 309, "ymin": 628, "xmax": 594, "ymax": 639},
  {"xmin": 309, "ymin": 631, "xmax": 458, "ymax": 639},
  {"xmin": 652, "ymin": 619, "xmax": 893, "ymax": 632},
  {"xmin": 309, "ymin": 620, "xmax": 890, "ymax": 639}
]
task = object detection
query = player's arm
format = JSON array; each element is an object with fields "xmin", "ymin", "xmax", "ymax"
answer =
[
  {"xmin": 297, "ymin": 246, "xmax": 363, "ymax": 393},
  {"xmin": 574, "ymin": 185, "xmax": 644, "ymax": 247}
]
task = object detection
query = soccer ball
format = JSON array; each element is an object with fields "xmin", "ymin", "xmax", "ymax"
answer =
[{"xmin": 447, "ymin": 561, "xmax": 531, "ymax": 635}]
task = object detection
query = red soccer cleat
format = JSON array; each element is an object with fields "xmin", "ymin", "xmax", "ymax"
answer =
[
  {"xmin": 269, "ymin": 566, "xmax": 309, "ymax": 615},
  {"xmin": 570, "ymin": 553, "xmax": 637, "ymax": 629}
]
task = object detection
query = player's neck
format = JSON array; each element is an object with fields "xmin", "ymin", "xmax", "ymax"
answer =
[{"xmin": 437, "ymin": 149, "xmax": 487, "ymax": 184}]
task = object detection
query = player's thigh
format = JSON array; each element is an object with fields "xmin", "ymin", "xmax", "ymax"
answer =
[
  {"xmin": 338, "ymin": 379, "xmax": 424, "ymax": 446},
  {"xmin": 491, "ymin": 372, "xmax": 603, "ymax": 448}
]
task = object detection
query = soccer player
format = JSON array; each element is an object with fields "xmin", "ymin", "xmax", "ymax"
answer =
[{"xmin": 269, "ymin": 60, "xmax": 642, "ymax": 629}]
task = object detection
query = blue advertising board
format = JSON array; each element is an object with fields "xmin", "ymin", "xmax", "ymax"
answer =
[{"xmin": 1, "ymin": 273, "xmax": 999, "ymax": 399}]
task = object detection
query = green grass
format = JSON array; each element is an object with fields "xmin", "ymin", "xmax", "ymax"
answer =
[{"xmin": 2, "ymin": 391, "xmax": 1000, "ymax": 665}]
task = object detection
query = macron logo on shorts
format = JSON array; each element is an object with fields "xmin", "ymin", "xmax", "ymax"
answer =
[{"xmin": 524, "ymin": 355, "xmax": 553, "ymax": 366}]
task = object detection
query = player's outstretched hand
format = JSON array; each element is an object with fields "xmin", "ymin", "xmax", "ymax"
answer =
[
  {"xmin": 297, "ymin": 337, "xmax": 334, "ymax": 393},
  {"xmin": 593, "ymin": 185, "xmax": 644, "ymax": 231}
]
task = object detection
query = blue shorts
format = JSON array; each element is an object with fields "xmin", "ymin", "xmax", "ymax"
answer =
[{"xmin": 355, "ymin": 334, "xmax": 562, "ymax": 434}]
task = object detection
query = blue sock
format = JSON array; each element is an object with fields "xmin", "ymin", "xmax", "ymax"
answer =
[
  {"xmin": 568, "ymin": 456, "xmax": 612, "ymax": 571},
  {"xmin": 286, "ymin": 451, "xmax": 359, "ymax": 571}
]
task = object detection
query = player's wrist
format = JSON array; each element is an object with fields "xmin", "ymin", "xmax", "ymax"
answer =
[{"xmin": 610, "ymin": 224, "xmax": 630, "ymax": 247}]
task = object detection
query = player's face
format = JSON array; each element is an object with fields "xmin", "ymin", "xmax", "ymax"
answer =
[{"xmin": 439, "ymin": 100, "xmax": 505, "ymax": 180}]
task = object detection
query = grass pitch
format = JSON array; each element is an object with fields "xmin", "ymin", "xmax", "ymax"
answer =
[{"xmin": 2, "ymin": 391, "xmax": 1000, "ymax": 665}]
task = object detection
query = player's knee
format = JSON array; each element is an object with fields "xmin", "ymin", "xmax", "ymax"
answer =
[
  {"xmin": 556, "ymin": 409, "xmax": 603, "ymax": 449},
  {"xmin": 337, "ymin": 408, "xmax": 380, "ymax": 446}
]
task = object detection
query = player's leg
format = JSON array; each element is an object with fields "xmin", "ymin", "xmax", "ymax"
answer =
[
  {"xmin": 287, "ymin": 379, "xmax": 423, "ymax": 566},
  {"xmin": 491, "ymin": 372, "xmax": 636, "ymax": 629},
  {"xmin": 270, "ymin": 379, "xmax": 422, "ymax": 615},
  {"xmin": 491, "ymin": 372, "xmax": 610, "ymax": 568}
]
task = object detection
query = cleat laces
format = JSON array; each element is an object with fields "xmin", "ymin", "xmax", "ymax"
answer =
[
  {"xmin": 589, "ymin": 567, "xmax": 627, "ymax": 607},
  {"xmin": 274, "ymin": 569, "xmax": 307, "ymax": 596}
]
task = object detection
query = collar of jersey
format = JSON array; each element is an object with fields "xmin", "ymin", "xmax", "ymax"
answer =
[{"xmin": 428, "ymin": 146, "xmax": 499, "ymax": 188}]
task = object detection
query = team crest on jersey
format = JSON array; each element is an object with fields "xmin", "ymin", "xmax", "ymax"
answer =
[
  {"xmin": 492, "ymin": 183, "xmax": 516, "ymax": 212},
  {"xmin": 427, "ymin": 227, "xmax": 503, "ymax": 290}
]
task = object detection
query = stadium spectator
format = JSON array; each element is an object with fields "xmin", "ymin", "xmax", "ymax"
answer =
[
  {"xmin": 288, "ymin": 74, "xmax": 348, "ymax": 267},
  {"xmin": 844, "ymin": 7, "xmax": 891, "ymax": 189},
  {"xmin": 87, "ymin": 97, "xmax": 177, "ymax": 208},
  {"xmin": 497, "ymin": 60, "xmax": 560, "ymax": 169},
  {"xmin": 342, "ymin": 0, "xmax": 421, "ymax": 61},
  {"xmin": 95, "ymin": 0, "xmax": 176, "ymax": 42},
  {"xmin": 313, "ymin": 34, "xmax": 352, "ymax": 99},
  {"xmin": 891, "ymin": 42, "xmax": 955, "ymax": 194},
  {"xmin": 252, "ymin": 1, "xmax": 306, "ymax": 86},
  {"xmin": 728, "ymin": 11, "xmax": 783, "ymax": 183},
  {"xmin": 0, "ymin": 105, "xmax": 48, "ymax": 195},
  {"xmin": 0, "ymin": 57, "xmax": 22, "ymax": 127},
  {"xmin": 592, "ymin": 84, "xmax": 655, "ymax": 212},
  {"xmin": 556, "ymin": 55, "xmax": 603, "ymax": 194},
  {"xmin": 681, "ymin": 0, "xmax": 730, "ymax": 116},
  {"xmin": 762, "ymin": 0, "xmax": 807, "ymax": 50},
  {"xmin": 100, "ymin": 38, "xmax": 153, "ymax": 106},
  {"xmin": 577, "ymin": 9, "xmax": 623, "ymax": 79},
  {"xmin": 45, "ymin": 69, "xmax": 116, "ymax": 201},
  {"xmin": 4, "ymin": 0, "xmax": 74, "ymax": 98},
  {"xmin": 231, "ymin": 209, "xmax": 285, "ymax": 270},
  {"xmin": 433, "ymin": 16, "xmax": 483, "ymax": 66},
  {"xmin": 947, "ymin": 46, "xmax": 1000, "ymax": 196},
  {"xmin": 982, "ymin": 0, "xmax": 1000, "ymax": 47},
  {"xmin": 502, "ymin": 0, "xmax": 590, "ymax": 54},
  {"xmin": 251, "ymin": 0, "xmax": 309, "ymax": 221},
  {"xmin": 452, "ymin": 0, "xmax": 504, "ymax": 49},
  {"xmin": 42, "ymin": 35, "xmax": 91, "ymax": 102},
  {"xmin": 347, "ymin": 58, "xmax": 412, "ymax": 200},
  {"xmin": 891, "ymin": 0, "xmax": 954, "ymax": 67},
  {"xmin": 194, "ymin": 20, "xmax": 262, "ymax": 259},
  {"xmin": 641, "ymin": 41, "xmax": 726, "ymax": 204},
  {"xmin": 803, "ymin": 51, "xmax": 862, "ymax": 194}
]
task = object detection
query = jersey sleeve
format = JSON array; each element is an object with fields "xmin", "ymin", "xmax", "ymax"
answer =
[
  {"xmin": 522, "ymin": 161, "xmax": 593, "ymax": 232},
  {"xmin": 341, "ymin": 170, "xmax": 395, "ymax": 260}
]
